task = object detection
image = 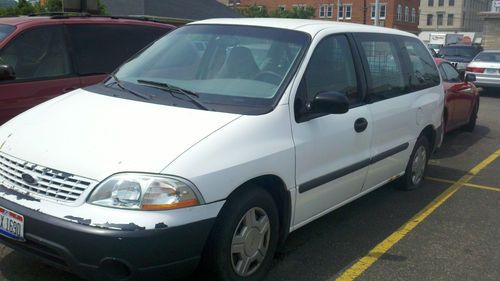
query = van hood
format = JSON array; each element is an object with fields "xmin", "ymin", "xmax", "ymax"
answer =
[{"xmin": 0, "ymin": 89, "xmax": 240, "ymax": 181}]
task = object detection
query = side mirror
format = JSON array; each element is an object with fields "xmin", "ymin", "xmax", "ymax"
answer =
[
  {"xmin": 308, "ymin": 91, "xmax": 349, "ymax": 114},
  {"xmin": 465, "ymin": 73, "xmax": 476, "ymax": 82},
  {"xmin": 458, "ymin": 69, "xmax": 465, "ymax": 81},
  {"xmin": 0, "ymin": 65, "xmax": 15, "ymax": 81}
]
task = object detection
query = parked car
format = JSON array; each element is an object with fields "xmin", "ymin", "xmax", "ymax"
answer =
[
  {"xmin": 435, "ymin": 58, "xmax": 479, "ymax": 135},
  {"xmin": 465, "ymin": 50, "xmax": 500, "ymax": 90},
  {"xmin": 437, "ymin": 44, "xmax": 483, "ymax": 70},
  {"xmin": 0, "ymin": 19, "xmax": 443, "ymax": 281},
  {"xmin": 0, "ymin": 16, "xmax": 175, "ymax": 124}
]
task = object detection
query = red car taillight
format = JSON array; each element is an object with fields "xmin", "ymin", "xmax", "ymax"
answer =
[{"xmin": 466, "ymin": 67, "xmax": 485, "ymax": 73}]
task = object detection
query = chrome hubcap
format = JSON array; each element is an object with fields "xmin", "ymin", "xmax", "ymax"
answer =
[
  {"xmin": 231, "ymin": 207, "xmax": 270, "ymax": 277},
  {"xmin": 411, "ymin": 146, "xmax": 427, "ymax": 185}
]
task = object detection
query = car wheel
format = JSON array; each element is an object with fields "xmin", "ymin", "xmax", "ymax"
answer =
[
  {"xmin": 203, "ymin": 186, "xmax": 279, "ymax": 281},
  {"xmin": 463, "ymin": 99, "xmax": 479, "ymax": 132},
  {"xmin": 399, "ymin": 136, "xmax": 430, "ymax": 190}
]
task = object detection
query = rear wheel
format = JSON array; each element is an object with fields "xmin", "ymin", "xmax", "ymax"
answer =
[
  {"xmin": 399, "ymin": 136, "xmax": 430, "ymax": 190},
  {"xmin": 463, "ymin": 99, "xmax": 479, "ymax": 132},
  {"xmin": 203, "ymin": 186, "xmax": 279, "ymax": 281}
]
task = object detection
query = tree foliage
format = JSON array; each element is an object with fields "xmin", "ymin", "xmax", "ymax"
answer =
[
  {"xmin": 238, "ymin": 4, "xmax": 315, "ymax": 19},
  {"xmin": 0, "ymin": 0, "xmax": 107, "ymax": 16}
]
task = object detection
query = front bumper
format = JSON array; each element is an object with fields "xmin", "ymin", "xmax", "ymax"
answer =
[{"xmin": 0, "ymin": 196, "xmax": 215, "ymax": 281}]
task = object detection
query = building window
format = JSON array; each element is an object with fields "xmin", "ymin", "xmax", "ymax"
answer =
[
  {"xmin": 438, "ymin": 0, "xmax": 444, "ymax": 6},
  {"xmin": 428, "ymin": 0, "xmax": 434, "ymax": 7},
  {"xmin": 293, "ymin": 4, "xmax": 306, "ymax": 9},
  {"xmin": 344, "ymin": 4, "xmax": 352, "ymax": 19},
  {"xmin": 371, "ymin": 4, "xmax": 386, "ymax": 20},
  {"xmin": 278, "ymin": 5, "xmax": 286, "ymax": 11},
  {"xmin": 447, "ymin": 14, "xmax": 454, "ymax": 25},
  {"xmin": 427, "ymin": 14, "xmax": 433, "ymax": 25},
  {"xmin": 449, "ymin": 0, "xmax": 454, "ymax": 6},
  {"xmin": 437, "ymin": 13, "xmax": 444, "ymax": 25},
  {"xmin": 404, "ymin": 6, "xmax": 409, "ymax": 22},
  {"xmin": 397, "ymin": 4, "xmax": 402, "ymax": 21},
  {"xmin": 319, "ymin": 4, "xmax": 334, "ymax": 18},
  {"xmin": 411, "ymin": 8, "xmax": 416, "ymax": 23}
]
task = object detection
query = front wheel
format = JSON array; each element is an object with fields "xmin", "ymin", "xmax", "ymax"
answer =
[
  {"xmin": 202, "ymin": 186, "xmax": 279, "ymax": 281},
  {"xmin": 399, "ymin": 136, "xmax": 430, "ymax": 190}
]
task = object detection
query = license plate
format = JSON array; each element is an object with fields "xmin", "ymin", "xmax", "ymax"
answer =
[
  {"xmin": 0, "ymin": 206, "xmax": 24, "ymax": 241},
  {"xmin": 485, "ymin": 68, "xmax": 499, "ymax": 74}
]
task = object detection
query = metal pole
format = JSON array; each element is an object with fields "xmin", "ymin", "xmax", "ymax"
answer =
[
  {"xmin": 337, "ymin": 0, "xmax": 342, "ymax": 21},
  {"xmin": 374, "ymin": 0, "xmax": 379, "ymax": 26}
]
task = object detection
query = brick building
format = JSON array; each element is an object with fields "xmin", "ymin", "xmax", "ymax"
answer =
[{"xmin": 239, "ymin": 0, "xmax": 420, "ymax": 34}]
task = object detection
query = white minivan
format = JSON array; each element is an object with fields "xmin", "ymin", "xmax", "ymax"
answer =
[{"xmin": 0, "ymin": 19, "xmax": 443, "ymax": 281}]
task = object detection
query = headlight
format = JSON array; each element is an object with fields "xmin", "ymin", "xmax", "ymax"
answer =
[{"xmin": 88, "ymin": 173, "xmax": 202, "ymax": 210}]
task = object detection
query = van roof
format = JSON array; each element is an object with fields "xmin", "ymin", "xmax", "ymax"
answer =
[{"xmin": 191, "ymin": 18, "xmax": 417, "ymax": 38}]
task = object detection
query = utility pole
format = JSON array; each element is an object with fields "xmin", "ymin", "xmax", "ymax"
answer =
[
  {"xmin": 374, "ymin": 0, "xmax": 380, "ymax": 26},
  {"xmin": 337, "ymin": 0, "xmax": 342, "ymax": 21}
]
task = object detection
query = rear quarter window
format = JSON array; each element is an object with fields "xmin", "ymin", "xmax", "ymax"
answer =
[
  {"xmin": 0, "ymin": 24, "xmax": 15, "ymax": 43},
  {"xmin": 68, "ymin": 24, "xmax": 171, "ymax": 75}
]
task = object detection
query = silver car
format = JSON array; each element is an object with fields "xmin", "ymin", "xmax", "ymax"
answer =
[{"xmin": 466, "ymin": 51, "xmax": 500, "ymax": 89}]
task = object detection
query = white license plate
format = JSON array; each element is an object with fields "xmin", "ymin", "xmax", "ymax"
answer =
[
  {"xmin": 485, "ymin": 68, "xmax": 499, "ymax": 74},
  {"xmin": 0, "ymin": 206, "xmax": 24, "ymax": 241}
]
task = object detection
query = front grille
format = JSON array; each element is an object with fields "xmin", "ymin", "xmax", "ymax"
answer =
[{"xmin": 0, "ymin": 152, "xmax": 97, "ymax": 202}]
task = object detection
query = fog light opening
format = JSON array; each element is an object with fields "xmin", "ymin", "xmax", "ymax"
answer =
[{"xmin": 100, "ymin": 258, "xmax": 132, "ymax": 281}]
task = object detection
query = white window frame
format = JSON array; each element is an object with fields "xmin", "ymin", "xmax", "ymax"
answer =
[
  {"xmin": 404, "ymin": 6, "xmax": 409, "ymax": 22},
  {"xmin": 371, "ymin": 3, "xmax": 386, "ymax": 20},
  {"xmin": 319, "ymin": 4, "xmax": 326, "ymax": 18},
  {"xmin": 411, "ymin": 8, "xmax": 416, "ymax": 23},
  {"xmin": 319, "ymin": 4, "xmax": 334, "ymax": 18},
  {"xmin": 397, "ymin": 4, "xmax": 402, "ymax": 21},
  {"xmin": 327, "ymin": 4, "xmax": 333, "ymax": 18},
  {"xmin": 344, "ymin": 4, "xmax": 352, "ymax": 20}
]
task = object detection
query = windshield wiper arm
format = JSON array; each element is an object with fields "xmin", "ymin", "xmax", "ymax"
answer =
[
  {"xmin": 137, "ymin": 79, "xmax": 211, "ymax": 111},
  {"xmin": 110, "ymin": 74, "xmax": 152, "ymax": 100}
]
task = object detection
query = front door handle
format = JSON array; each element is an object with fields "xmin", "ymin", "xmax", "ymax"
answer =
[{"xmin": 354, "ymin": 118, "xmax": 368, "ymax": 133}]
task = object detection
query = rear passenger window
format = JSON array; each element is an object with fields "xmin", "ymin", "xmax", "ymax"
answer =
[
  {"xmin": 354, "ymin": 34, "xmax": 406, "ymax": 101},
  {"xmin": 400, "ymin": 37, "xmax": 440, "ymax": 90},
  {"xmin": 68, "ymin": 24, "xmax": 169, "ymax": 75}
]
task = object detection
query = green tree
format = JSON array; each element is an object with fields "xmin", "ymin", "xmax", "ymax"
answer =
[{"xmin": 237, "ymin": 4, "xmax": 268, "ymax": 17}]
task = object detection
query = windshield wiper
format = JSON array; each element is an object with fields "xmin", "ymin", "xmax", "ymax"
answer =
[
  {"xmin": 137, "ymin": 79, "xmax": 212, "ymax": 111},
  {"xmin": 109, "ymin": 74, "xmax": 152, "ymax": 100}
]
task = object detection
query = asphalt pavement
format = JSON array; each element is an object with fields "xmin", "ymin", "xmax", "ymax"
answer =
[{"xmin": 0, "ymin": 93, "xmax": 498, "ymax": 281}]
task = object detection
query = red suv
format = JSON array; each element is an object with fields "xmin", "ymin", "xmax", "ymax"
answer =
[{"xmin": 0, "ymin": 16, "xmax": 174, "ymax": 124}]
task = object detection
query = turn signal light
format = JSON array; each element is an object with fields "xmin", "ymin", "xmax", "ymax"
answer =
[{"xmin": 466, "ymin": 67, "xmax": 485, "ymax": 73}]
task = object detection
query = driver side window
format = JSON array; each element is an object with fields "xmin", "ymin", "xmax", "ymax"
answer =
[
  {"xmin": 441, "ymin": 63, "xmax": 460, "ymax": 83},
  {"xmin": 0, "ymin": 26, "xmax": 71, "ymax": 81}
]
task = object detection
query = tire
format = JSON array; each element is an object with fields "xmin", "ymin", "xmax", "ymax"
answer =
[
  {"xmin": 202, "ymin": 186, "xmax": 279, "ymax": 281},
  {"xmin": 463, "ymin": 99, "xmax": 479, "ymax": 132},
  {"xmin": 399, "ymin": 136, "xmax": 430, "ymax": 190}
]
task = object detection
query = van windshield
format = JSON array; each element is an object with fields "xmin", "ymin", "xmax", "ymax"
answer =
[
  {"xmin": 438, "ymin": 46, "xmax": 478, "ymax": 59},
  {"xmin": 0, "ymin": 24, "xmax": 15, "ymax": 43},
  {"xmin": 114, "ymin": 24, "xmax": 309, "ymax": 114}
]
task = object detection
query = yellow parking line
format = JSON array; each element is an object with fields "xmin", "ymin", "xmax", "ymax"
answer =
[
  {"xmin": 336, "ymin": 149, "xmax": 500, "ymax": 281},
  {"xmin": 426, "ymin": 177, "xmax": 500, "ymax": 192}
]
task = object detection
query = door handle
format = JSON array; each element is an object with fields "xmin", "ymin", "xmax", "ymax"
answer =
[
  {"xmin": 62, "ymin": 87, "xmax": 77, "ymax": 93},
  {"xmin": 354, "ymin": 118, "xmax": 368, "ymax": 133}
]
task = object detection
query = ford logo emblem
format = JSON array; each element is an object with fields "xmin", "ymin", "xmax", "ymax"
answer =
[{"xmin": 21, "ymin": 173, "xmax": 38, "ymax": 185}]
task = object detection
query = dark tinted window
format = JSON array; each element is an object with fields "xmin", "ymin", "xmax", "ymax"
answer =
[
  {"xmin": 400, "ymin": 37, "xmax": 440, "ymax": 90},
  {"xmin": 355, "ymin": 33, "xmax": 406, "ymax": 100},
  {"xmin": 0, "ymin": 25, "xmax": 71, "ymax": 80},
  {"xmin": 68, "ymin": 24, "xmax": 169, "ymax": 75},
  {"xmin": 0, "ymin": 24, "xmax": 15, "ymax": 42},
  {"xmin": 441, "ymin": 63, "xmax": 460, "ymax": 82}
]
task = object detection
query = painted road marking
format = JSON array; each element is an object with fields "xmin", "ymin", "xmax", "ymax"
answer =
[
  {"xmin": 336, "ymin": 149, "xmax": 500, "ymax": 281},
  {"xmin": 426, "ymin": 177, "xmax": 500, "ymax": 192}
]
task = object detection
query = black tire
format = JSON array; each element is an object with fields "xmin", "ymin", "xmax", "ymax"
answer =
[
  {"xmin": 463, "ymin": 99, "xmax": 479, "ymax": 132},
  {"xmin": 399, "ymin": 136, "xmax": 430, "ymax": 190},
  {"xmin": 202, "ymin": 186, "xmax": 279, "ymax": 281}
]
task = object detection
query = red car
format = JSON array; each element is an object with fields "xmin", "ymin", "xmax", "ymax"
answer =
[
  {"xmin": 434, "ymin": 58, "xmax": 480, "ymax": 134},
  {"xmin": 0, "ymin": 16, "xmax": 174, "ymax": 124}
]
